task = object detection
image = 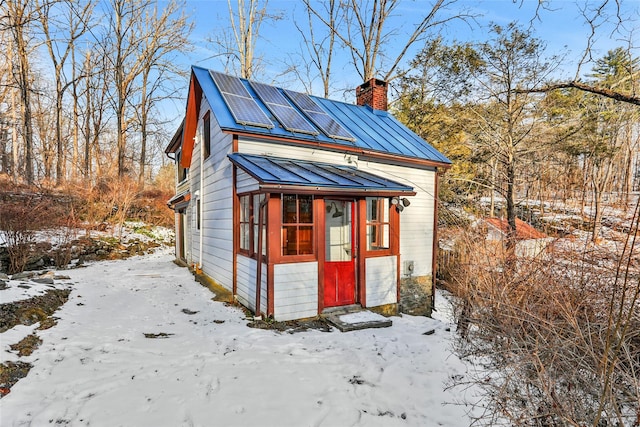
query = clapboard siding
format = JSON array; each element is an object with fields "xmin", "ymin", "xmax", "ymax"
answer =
[
  {"xmin": 187, "ymin": 100, "xmax": 235, "ymax": 292},
  {"xmin": 366, "ymin": 255, "xmax": 397, "ymax": 307},
  {"xmin": 273, "ymin": 262, "xmax": 318, "ymax": 321},
  {"xmin": 236, "ymin": 169, "xmax": 259, "ymax": 194},
  {"xmin": 238, "ymin": 139, "xmax": 351, "ymax": 166},
  {"xmin": 236, "ymin": 255, "xmax": 267, "ymax": 314},
  {"xmin": 359, "ymin": 161, "xmax": 436, "ymax": 278}
]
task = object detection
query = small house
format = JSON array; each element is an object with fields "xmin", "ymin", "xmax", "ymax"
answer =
[
  {"xmin": 165, "ymin": 67, "xmax": 451, "ymax": 321},
  {"xmin": 485, "ymin": 217, "xmax": 553, "ymax": 258}
]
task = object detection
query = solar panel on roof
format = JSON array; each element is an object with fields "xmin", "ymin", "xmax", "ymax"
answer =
[
  {"xmin": 250, "ymin": 82, "xmax": 319, "ymax": 135},
  {"xmin": 210, "ymin": 70, "xmax": 274, "ymax": 129},
  {"xmin": 283, "ymin": 90, "xmax": 355, "ymax": 141}
]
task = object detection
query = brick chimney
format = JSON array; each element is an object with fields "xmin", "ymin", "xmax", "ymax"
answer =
[{"xmin": 356, "ymin": 78, "xmax": 388, "ymax": 111}]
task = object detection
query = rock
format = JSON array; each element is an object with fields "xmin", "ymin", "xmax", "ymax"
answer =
[
  {"xmin": 0, "ymin": 281, "xmax": 7, "ymax": 290},
  {"xmin": 0, "ymin": 273, "xmax": 8, "ymax": 280},
  {"xmin": 31, "ymin": 277, "xmax": 54, "ymax": 285},
  {"xmin": 95, "ymin": 250, "xmax": 108, "ymax": 256},
  {"xmin": 54, "ymin": 274, "xmax": 71, "ymax": 280},
  {"xmin": 11, "ymin": 271, "xmax": 35, "ymax": 280}
]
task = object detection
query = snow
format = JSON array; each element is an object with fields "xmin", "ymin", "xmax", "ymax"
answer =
[
  {"xmin": 338, "ymin": 310, "xmax": 388, "ymax": 324},
  {"xmin": 0, "ymin": 248, "xmax": 480, "ymax": 427},
  {"xmin": 0, "ymin": 279, "xmax": 72, "ymax": 305}
]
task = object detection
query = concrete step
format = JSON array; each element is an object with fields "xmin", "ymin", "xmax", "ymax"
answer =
[{"xmin": 322, "ymin": 307, "xmax": 393, "ymax": 332}]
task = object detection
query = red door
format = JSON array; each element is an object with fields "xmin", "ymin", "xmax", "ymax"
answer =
[{"xmin": 324, "ymin": 200, "xmax": 356, "ymax": 307}]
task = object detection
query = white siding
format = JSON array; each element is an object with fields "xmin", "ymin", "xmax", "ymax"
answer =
[
  {"xmin": 188, "ymin": 100, "xmax": 235, "ymax": 292},
  {"xmin": 237, "ymin": 140, "xmax": 437, "ymax": 278},
  {"xmin": 236, "ymin": 255, "xmax": 267, "ymax": 314},
  {"xmin": 360, "ymin": 161, "xmax": 436, "ymax": 278},
  {"xmin": 238, "ymin": 139, "xmax": 352, "ymax": 166},
  {"xmin": 236, "ymin": 169, "xmax": 259, "ymax": 194},
  {"xmin": 366, "ymin": 255, "xmax": 397, "ymax": 307},
  {"xmin": 273, "ymin": 262, "xmax": 318, "ymax": 321}
]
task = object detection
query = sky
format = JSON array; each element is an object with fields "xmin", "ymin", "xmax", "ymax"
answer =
[
  {"xmin": 171, "ymin": 0, "xmax": 639, "ymax": 102},
  {"xmin": 0, "ymin": 237, "xmax": 486, "ymax": 427}
]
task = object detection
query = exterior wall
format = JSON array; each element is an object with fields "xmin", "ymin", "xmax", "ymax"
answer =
[
  {"xmin": 238, "ymin": 139, "xmax": 436, "ymax": 280},
  {"xmin": 273, "ymin": 262, "xmax": 318, "ymax": 321},
  {"xmin": 238, "ymin": 139, "xmax": 351, "ymax": 166},
  {"xmin": 359, "ymin": 161, "xmax": 436, "ymax": 280},
  {"xmin": 365, "ymin": 255, "xmax": 397, "ymax": 307},
  {"xmin": 236, "ymin": 169, "xmax": 259, "ymax": 194},
  {"xmin": 188, "ymin": 99, "xmax": 235, "ymax": 292},
  {"xmin": 236, "ymin": 255, "xmax": 267, "ymax": 314}
]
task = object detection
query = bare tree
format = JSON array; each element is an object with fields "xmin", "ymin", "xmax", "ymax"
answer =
[
  {"xmin": 209, "ymin": 0, "xmax": 281, "ymax": 79},
  {"xmin": 293, "ymin": 0, "xmax": 339, "ymax": 97},
  {"xmin": 304, "ymin": 0, "xmax": 472, "ymax": 82},
  {"xmin": 133, "ymin": 0, "xmax": 192, "ymax": 186},
  {"xmin": 37, "ymin": 0, "xmax": 94, "ymax": 185},
  {"xmin": 3, "ymin": 0, "xmax": 39, "ymax": 184},
  {"xmin": 519, "ymin": 0, "xmax": 640, "ymax": 106}
]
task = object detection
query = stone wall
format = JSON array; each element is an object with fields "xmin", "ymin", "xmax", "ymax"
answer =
[{"xmin": 400, "ymin": 275, "xmax": 433, "ymax": 317}]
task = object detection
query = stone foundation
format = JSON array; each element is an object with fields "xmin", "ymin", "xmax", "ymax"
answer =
[
  {"xmin": 400, "ymin": 275, "xmax": 433, "ymax": 317},
  {"xmin": 368, "ymin": 303, "xmax": 398, "ymax": 317}
]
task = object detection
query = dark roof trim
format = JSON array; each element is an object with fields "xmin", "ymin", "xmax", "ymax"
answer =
[
  {"xmin": 167, "ymin": 191, "xmax": 191, "ymax": 210},
  {"xmin": 232, "ymin": 131, "xmax": 451, "ymax": 170},
  {"xmin": 165, "ymin": 118, "xmax": 185, "ymax": 155}
]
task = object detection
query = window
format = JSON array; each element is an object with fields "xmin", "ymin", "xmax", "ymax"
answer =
[
  {"xmin": 196, "ymin": 197, "xmax": 201, "ymax": 230},
  {"xmin": 253, "ymin": 194, "xmax": 266, "ymax": 256},
  {"xmin": 282, "ymin": 194, "xmax": 313, "ymax": 256},
  {"xmin": 366, "ymin": 197, "xmax": 389, "ymax": 250},
  {"xmin": 176, "ymin": 151, "xmax": 188, "ymax": 182},
  {"xmin": 203, "ymin": 113, "xmax": 211, "ymax": 159},
  {"xmin": 239, "ymin": 193, "xmax": 266, "ymax": 258},
  {"xmin": 239, "ymin": 195, "xmax": 250, "ymax": 251}
]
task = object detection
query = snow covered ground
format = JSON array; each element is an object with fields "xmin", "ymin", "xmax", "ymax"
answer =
[{"xmin": 1, "ymin": 248, "xmax": 481, "ymax": 427}]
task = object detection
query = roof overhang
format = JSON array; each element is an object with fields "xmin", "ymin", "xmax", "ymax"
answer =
[
  {"xmin": 167, "ymin": 191, "xmax": 191, "ymax": 210},
  {"xmin": 228, "ymin": 153, "xmax": 416, "ymax": 196},
  {"xmin": 165, "ymin": 118, "xmax": 185, "ymax": 156}
]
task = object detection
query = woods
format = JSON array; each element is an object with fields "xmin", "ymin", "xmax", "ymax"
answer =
[
  {"xmin": 0, "ymin": 0, "xmax": 192, "ymax": 186},
  {"xmin": 1, "ymin": 0, "xmax": 639, "ymax": 425}
]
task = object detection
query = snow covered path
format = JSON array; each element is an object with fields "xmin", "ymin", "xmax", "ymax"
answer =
[{"xmin": 1, "ymin": 249, "xmax": 478, "ymax": 426}]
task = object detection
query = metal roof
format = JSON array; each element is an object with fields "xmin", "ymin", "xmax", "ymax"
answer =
[
  {"xmin": 192, "ymin": 66, "xmax": 451, "ymax": 166},
  {"xmin": 228, "ymin": 153, "xmax": 415, "ymax": 194}
]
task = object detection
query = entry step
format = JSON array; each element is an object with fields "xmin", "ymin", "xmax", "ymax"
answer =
[{"xmin": 322, "ymin": 306, "xmax": 393, "ymax": 332}]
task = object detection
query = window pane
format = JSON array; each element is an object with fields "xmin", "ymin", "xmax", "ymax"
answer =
[
  {"xmin": 283, "ymin": 195, "xmax": 297, "ymax": 223},
  {"xmin": 240, "ymin": 223, "xmax": 250, "ymax": 250},
  {"xmin": 381, "ymin": 224, "xmax": 390, "ymax": 248},
  {"xmin": 240, "ymin": 196, "xmax": 249, "ymax": 222},
  {"xmin": 298, "ymin": 226, "xmax": 313, "ymax": 254},
  {"xmin": 282, "ymin": 226, "xmax": 297, "ymax": 255},
  {"xmin": 299, "ymin": 195, "xmax": 313, "ymax": 223},
  {"xmin": 366, "ymin": 197, "xmax": 389, "ymax": 251}
]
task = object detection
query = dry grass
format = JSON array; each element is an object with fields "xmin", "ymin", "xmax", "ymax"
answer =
[{"xmin": 441, "ymin": 217, "xmax": 640, "ymax": 426}]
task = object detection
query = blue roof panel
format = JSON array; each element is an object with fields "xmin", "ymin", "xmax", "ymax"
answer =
[
  {"xmin": 193, "ymin": 66, "xmax": 451, "ymax": 165},
  {"xmin": 228, "ymin": 153, "xmax": 414, "ymax": 193}
]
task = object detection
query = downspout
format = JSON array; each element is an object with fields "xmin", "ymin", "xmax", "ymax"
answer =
[
  {"xmin": 198, "ymin": 132, "xmax": 204, "ymax": 273},
  {"xmin": 431, "ymin": 169, "xmax": 440, "ymax": 311},
  {"xmin": 255, "ymin": 197, "xmax": 268, "ymax": 318}
]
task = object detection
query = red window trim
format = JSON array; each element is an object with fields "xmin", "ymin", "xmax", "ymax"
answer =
[
  {"xmin": 364, "ymin": 197, "xmax": 394, "ymax": 257},
  {"xmin": 237, "ymin": 192, "xmax": 267, "ymax": 262},
  {"xmin": 281, "ymin": 194, "xmax": 315, "ymax": 258}
]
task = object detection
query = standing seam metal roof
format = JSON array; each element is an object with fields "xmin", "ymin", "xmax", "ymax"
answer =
[
  {"xmin": 228, "ymin": 153, "xmax": 415, "ymax": 192},
  {"xmin": 191, "ymin": 66, "xmax": 451, "ymax": 165}
]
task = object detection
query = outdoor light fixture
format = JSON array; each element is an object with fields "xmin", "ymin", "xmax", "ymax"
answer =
[
  {"xmin": 396, "ymin": 204, "xmax": 404, "ymax": 213},
  {"xmin": 326, "ymin": 202, "xmax": 344, "ymax": 218},
  {"xmin": 401, "ymin": 198, "xmax": 410, "ymax": 207},
  {"xmin": 391, "ymin": 196, "xmax": 399, "ymax": 205}
]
